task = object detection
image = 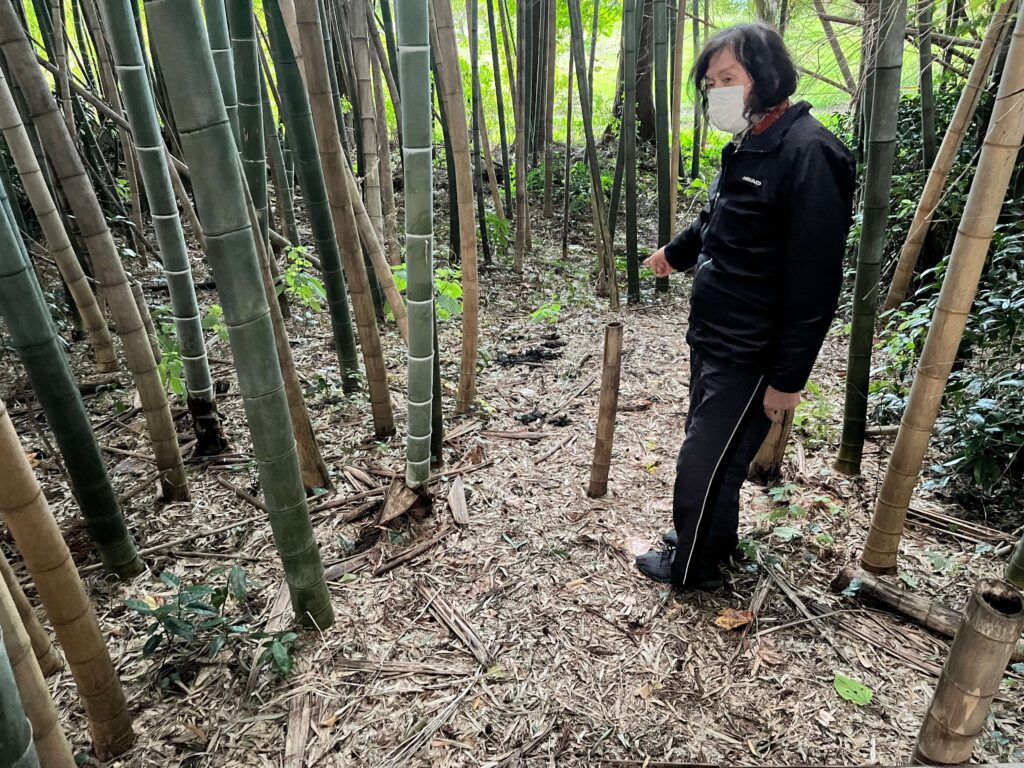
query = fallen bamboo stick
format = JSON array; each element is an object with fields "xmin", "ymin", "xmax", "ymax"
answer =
[{"xmin": 588, "ymin": 322, "xmax": 623, "ymax": 498}]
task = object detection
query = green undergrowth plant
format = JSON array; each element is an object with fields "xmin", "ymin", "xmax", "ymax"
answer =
[
  {"xmin": 278, "ymin": 246, "xmax": 327, "ymax": 314},
  {"xmin": 388, "ymin": 263, "xmax": 463, "ymax": 321}
]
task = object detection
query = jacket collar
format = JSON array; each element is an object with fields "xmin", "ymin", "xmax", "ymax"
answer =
[{"xmin": 734, "ymin": 100, "xmax": 812, "ymax": 154}]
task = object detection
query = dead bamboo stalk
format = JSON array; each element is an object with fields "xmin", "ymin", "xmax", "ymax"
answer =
[
  {"xmin": 0, "ymin": 552, "xmax": 62, "ymax": 678},
  {"xmin": 884, "ymin": 0, "xmax": 1018, "ymax": 310},
  {"xmin": 914, "ymin": 579, "xmax": 1024, "ymax": 764},
  {"xmin": 812, "ymin": 0, "xmax": 857, "ymax": 92},
  {"xmin": 863, "ymin": 4, "xmax": 1024, "ymax": 574},
  {"xmin": 748, "ymin": 409, "xmax": 792, "ymax": 483},
  {"xmin": 588, "ymin": 322, "xmax": 624, "ymax": 498}
]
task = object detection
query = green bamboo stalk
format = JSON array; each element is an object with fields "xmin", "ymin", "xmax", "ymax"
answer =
[
  {"xmin": 369, "ymin": 28, "xmax": 400, "ymax": 263},
  {"xmin": 540, "ymin": 0, "xmax": 555, "ymax": 217},
  {"xmin": 100, "ymin": 0, "xmax": 229, "ymax": 455},
  {"xmin": 205, "ymin": 0, "xmax": 240, "ymax": 140},
  {"xmin": 395, "ymin": 0, "xmax": 433, "ymax": 485},
  {"xmin": 0, "ymin": 0, "xmax": 190, "ymax": 502},
  {"xmin": 0, "ymin": 626, "xmax": 38, "ymax": 768},
  {"xmin": 485, "ymin": 0, "xmax": 512, "ymax": 215},
  {"xmin": 836, "ymin": 0, "xmax": 907, "ymax": 475},
  {"xmin": 623, "ymin": 0, "xmax": 639, "ymax": 304},
  {"xmin": 468, "ymin": 0, "xmax": 490, "ymax": 264},
  {"xmin": 378, "ymin": 0, "xmax": 400, "ymax": 96},
  {"xmin": 261, "ymin": 73, "xmax": 299, "ymax": 243},
  {"xmin": 228, "ymin": 0, "xmax": 269, "ymax": 243},
  {"xmin": 0, "ymin": 184, "xmax": 142, "ymax": 578},
  {"xmin": 654, "ymin": 0, "xmax": 670, "ymax": 293},
  {"xmin": 562, "ymin": 48, "xmax": 573, "ymax": 259},
  {"xmin": 918, "ymin": 0, "xmax": 937, "ymax": 168},
  {"xmin": 351, "ymin": 0, "xmax": 384, "ymax": 247},
  {"xmin": 690, "ymin": 0, "xmax": 701, "ymax": 179},
  {"xmin": 145, "ymin": 0, "xmax": 333, "ymax": 628},
  {"xmin": 264, "ymin": 0, "xmax": 361, "ymax": 392}
]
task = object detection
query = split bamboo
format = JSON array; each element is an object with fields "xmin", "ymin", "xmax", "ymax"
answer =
[{"xmin": 588, "ymin": 322, "xmax": 624, "ymax": 498}]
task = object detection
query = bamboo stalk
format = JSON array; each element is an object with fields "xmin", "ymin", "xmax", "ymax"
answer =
[
  {"xmin": 914, "ymin": 580, "xmax": 1024, "ymax": 764},
  {"xmin": 351, "ymin": 0, "xmax": 384, "ymax": 247},
  {"xmin": 484, "ymin": 0, "xmax": 512, "ymax": 215},
  {"xmin": 369, "ymin": 31, "xmax": 400, "ymax": 264},
  {"xmin": 0, "ymin": 554, "xmax": 62, "ymax": 678},
  {"xmin": 623, "ymin": 0, "xmax": 640, "ymax": 304},
  {"xmin": 884, "ymin": 0, "xmax": 1017, "ymax": 310},
  {"xmin": 862, "ymin": 5, "xmax": 1024, "ymax": 573},
  {"xmin": 0, "ymin": 627, "xmax": 37, "ymax": 768},
  {"xmin": 512, "ymin": 0, "xmax": 527, "ymax": 273},
  {"xmin": 917, "ymin": 0, "xmax": 937, "ymax": 169},
  {"xmin": 0, "ymin": 398, "xmax": 135, "ymax": 759},
  {"xmin": 541, "ymin": 0, "xmax": 556, "ymax": 218},
  {"xmin": 561, "ymin": 48, "xmax": 574, "ymax": 260},
  {"xmin": 588, "ymin": 322, "xmax": 624, "ymax": 498},
  {"xmin": 0, "ymin": 573, "xmax": 74, "ymax": 767},
  {"xmin": 1006, "ymin": 531, "xmax": 1024, "ymax": 589},
  {"xmin": 467, "ymin": 0, "xmax": 491, "ymax": 265},
  {"xmin": 654, "ymin": 0, "xmax": 669, "ymax": 294},
  {"xmin": 52, "ymin": 0, "xmax": 75, "ymax": 140},
  {"xmin": 812, "ymin": 0, "xmax": 857, "ymax": 93},
  {"xmin": 667, "ymin": 0, "xmax": 684, "ymax": 234}
]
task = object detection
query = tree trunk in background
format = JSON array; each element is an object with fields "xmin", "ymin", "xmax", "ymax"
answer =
[
  {"xmin": 918, "ymin": 0, "xmax": 937, "ymax": 169},
  {"xmin": 351, "ymin": 0, "xmax": 385, "ymax": 248},
  {"xmin": 635, "ymin": 0, "xmax": 655, "ymax": 143},
  {"xmin": 147, "ymin": 0, "xmax": 335, "ymax": 626},
  {"xmin": 689, "ymin": 0, "xmax": 702, "ymax": 179},
  {"xmin": 0, "ymin": 3, "xmax": 189, "ymax": 502},
  {"xmin": 369, "ymin": 28, "xmax": 400, "ymax": 264},
  {"xmin": 886, "ymin": 0, "xmax": 1018, "ymax": 309},
  {"xmin": 623, "ymin": 0, "xmax": 640, "ymax": 304},
  {"xmin": 835, "ymin": 0, "xmax": 908, "ymax": 476},
  {"xmin": 485, "ymin": 0, "xmax": 512, "ymax": 216},
  {"xmin": 668, "ymin": 0, "xmax": 685, "ymax": 234},
  {"xmin": 430, "ymin": 0, "xmax": 479, "ymax": 414},
  {"xmin": 513, "ymin": 0, "xmax": 527, "ymax": 272},
  {"xmin": 468, "ymin": 0, "xmax": 492, "ymax": 264},
  {"xmin": 562, "ymin": 49, "xmax": 574, "ymax": 259},
  {"xmin": 0, "ymin": 398, "xmax": 135, "ymax": 759},
  {"xmin": 653, "ymin": 0, "xmax": 669, "ymax": 293},
  {"xmin": 541, "ymin": 0, "xmax": 556, "ymax": 217},
  {"xmin": 862, "ymin": 7, "xmax": 1024, "ymax": 574}
]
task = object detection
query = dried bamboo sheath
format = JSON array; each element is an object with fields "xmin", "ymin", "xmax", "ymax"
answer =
[{"xmin": 588, "ymin": 323, "xmax": 624, "ymax": 498}]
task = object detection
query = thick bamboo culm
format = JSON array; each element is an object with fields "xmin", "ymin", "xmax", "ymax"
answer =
[
  {"xmin": 884, "ymin": 0, "xmax": 1018, "ymax": 310},
  {"xmin": 862, "ymin": 5, "xmax": 1024, "ymax": 574},
  {"xmin": 588, "ymin": 322, "xmax": 624, "ymax": 498},
  {"xmin": 748, "ymin": 410, "xmax": 793, "ymax": 483},
  {"xmin": 914, "ymin": 580, "xmax": 1024, "ymax": 764},
  {"xmin": 0, "ymin": 626, "xmax": 38, "ymax": 768},
  {"xmin": 0, "ymin": 573, "xmax": 75, "ymax": 767},
  {"xmin": 0, "ymin": 553, "xmax": 62, "ymax": 678},
  {"xmin": 0, "ymin": 400, "xmax": 135, "ymax": 759}
]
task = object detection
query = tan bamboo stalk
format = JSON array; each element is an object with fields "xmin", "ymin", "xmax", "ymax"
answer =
[
  {"xmin": 0, "ymin": 399, "xmax": 134, "ymax": 759},
  {"xmin": 0, "ymin": 2, "xmax": 190, "ymax": 501},
  {"xmin": 366, "ymin": 2, "xmax": 402, "ymax": 140},
  {"xmin": 748, "ymin": 411, "xmax": 792, "ymax": 483},
  {"xmin": 862, "ymin": 7, "xmax": 1024, "ymax": 575},
  {"xmin": 0, "ymin": 67, "xmax": 116, "ymax": 373},
  {"xmin": 51, "ymin": 0, "xmax": 75, "ymax": 140},
  {"xmin": 668, "ymin": 0, "xmax": 684, "ymax": 232},
  {"xmin": 0, "ymin": 574, "xmax": 75, "ymax": 767},
  {"xmin": 293, "ymin": 0, "xmax": 395, "ymax": 437},
  {"xmin": 351, "ymin": 0, "xmax": 384, "ymax": 246},
  {"xmin": 588, "ymin": 322, "xmax": 623, "ymax": 498},
  {"xmin": 370, "ymin": 40, "xmax": 400, "ymax": 264},
  {"xmin": 0, "ymin": 553, "xmax": 62, "ymax": 678},
  {"xmin": 812, "ymin": 0, "xmax": 856, "ymax": 93},
  {"xmin": 430, "ymin": 0, "xmax": 479, "ymax": 414},
  {"xmin": 131, "ymin": 280, "xmax": 160, "ymax": 363},
  {"xmin": 496, "ymin": 0, "xmax": 516, "ymax": 109},
  {"xmin": 166, "ymin": 152, "xmax": 207, "ymax": 251},
  {"xmin": 884, "ymin": 0, "xmax": 1018, "ymax": 310},
  {"xmin": 341, "ymin": 161, "xmax": 409, "ymax": 342},
  {"xmin": 79, "ymin": 0, "xmax": 146, "ymax": 259},
  {"xmin": 561, "ymin": 48, "xmax": 573, "ymax": 260},
  {"xmin": 914, "ymin": 579, "xmax": 1024, "ymax": 764},
  {"xmin": 478, "ymin": 100, "xmax": 504, "ymax": 220},
  {"xmin": 541, "ymin": 0, "xmax": 556, "ymax": 218}
]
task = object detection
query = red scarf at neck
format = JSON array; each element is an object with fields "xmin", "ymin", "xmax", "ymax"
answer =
[{"xmin": 752, "ymin": 100, "xmax": 791, "ymax": 136}]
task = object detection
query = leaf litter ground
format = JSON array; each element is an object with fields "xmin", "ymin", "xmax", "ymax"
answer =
[{"xmin": 2, "ymin": 213, "xmax": 1023, "ymax": 768}]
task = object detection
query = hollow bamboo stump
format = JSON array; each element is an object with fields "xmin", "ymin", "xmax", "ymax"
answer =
[
  {"xmin": 914, "ymin": 579, "xmax": 1024, "ymax": 765},
  {"xmin": 587, "ymin": 322, "xmax": 623, "ymax": 498}
]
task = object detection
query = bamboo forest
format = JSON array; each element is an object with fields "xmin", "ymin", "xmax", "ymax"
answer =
[{"xmin": 2, "ymin": 0, "xmax": 1024, "ymax": 763}]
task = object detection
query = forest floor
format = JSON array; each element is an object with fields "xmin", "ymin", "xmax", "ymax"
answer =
[{"xmin": 3, "ymin": 190, "xmax": 1024, "ymax": 767}]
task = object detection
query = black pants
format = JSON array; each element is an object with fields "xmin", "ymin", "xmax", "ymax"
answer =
[{"xmin": 671, "ymin": 348, "xmax": 772, "ymax": 583}]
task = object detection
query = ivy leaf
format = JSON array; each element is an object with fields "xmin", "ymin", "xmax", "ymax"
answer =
[{"xmin": 834, "ymin": 673, "xmax": 873, "ymax": 706}]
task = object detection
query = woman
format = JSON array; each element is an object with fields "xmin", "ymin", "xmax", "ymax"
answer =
[{"xmin": 636, "ymin": 23, "xmax": 855, "ymax": 589}]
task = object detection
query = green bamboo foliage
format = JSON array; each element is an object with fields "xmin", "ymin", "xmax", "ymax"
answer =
[
  {"xmin": 653, "ymin": 0, "xmax": 669, "ymax": 293},
  {"xmin": 205, "ymin": 0, "xmax": 240, "ymax": 139},
  {"xmin": 0, "ymin": 0, "xmax": 189, "ymax": 501},
  {"xmin": 264, "ymin": 0, "xmax": 361, "ymax": 391},
  {"xmin": 0, "ymin": 161, "xmax": 142, "ymax": 581},
  {"xmin": 836, "ymin": 0, "xmax": 907, "ymax": 475},
  {"xmin": 99, "ymin": 0, "xmax": 229, "ymax": 455},
  {"xmin": 622, "ymin": 0, "xmax": 639, "ymax": 303},
  {"xmin": 146, "ymin": 0, "xmax": 333, "ymax": 628},
  {"xmin": 395, "ymin": 0, "xmax": 433, "ymax": 485},
  {"xmin": 0, "ymin": 627, "xmax": 38, "ymax": 768},
  {"xmin": 0, "ymin": 67, "xmax": 116, "ymax": 374},
  {"xmin": 229, "ymin": 0, "xmax": 269, "ymax": 242}
]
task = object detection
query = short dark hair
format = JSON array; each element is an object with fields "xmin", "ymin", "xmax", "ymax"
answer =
[{"xmin": 692, "ymin": 23, "xmax": 798, "ymax": 116}]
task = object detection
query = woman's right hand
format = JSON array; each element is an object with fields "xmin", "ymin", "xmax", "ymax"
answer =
[{"xmin": 644, "ymin": 247, "xmax": 674, "ymax": 278}]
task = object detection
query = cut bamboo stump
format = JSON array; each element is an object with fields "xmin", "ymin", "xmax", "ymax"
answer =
[
  {"xmin": 587, "ymin": 322, "xmax": 623, "ymax": 498},
  {"xmin": 748, "ymin": 410, "xmax": 792, "ymax": 483},
  {"xmin": 831, "ymin": 565, "xmax": 1024, "ymax": 663},
  {"xmin": 914, "ymin": 579, "xmax": 1024, "ymax": 764}
]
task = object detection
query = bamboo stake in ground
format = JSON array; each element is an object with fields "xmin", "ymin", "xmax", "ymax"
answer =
[
  {"xmin": 588, "ymin": 322, "xmax": 624, "ymax": 498},
  {"xmin": 862, "ymin": 6, "xmax": 1024, "ymax": 574},
  {"xmin": 0, "ymin": 553, "xmax": 61, "ymax": 678},
  {"xmin": 0, "ymin": 399, "xmax": 135, "ymax": 759},
  {"xmin": 884, "ymin": 0, "xmax": 1018, "ymax": 310},
  {"xmin": 914, "ymin": 579, "xmax": 1024, "ymax": 764},
  {"xmin": 0, "ymin": 573, "xmax": 75, "ymax": 767}
]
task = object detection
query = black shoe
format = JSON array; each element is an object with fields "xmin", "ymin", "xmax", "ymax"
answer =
[
  {"xmin": 662, "ymin": 529, "xmax": 678, "ymax": 548},
  {"xmin": 634, "ymin": 550, "xmax": 724, "ymax": 591}
]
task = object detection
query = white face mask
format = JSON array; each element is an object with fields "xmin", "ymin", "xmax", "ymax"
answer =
[{"xmin": 707, "ymin": 85, "xmax": 750, "ymax": 136}]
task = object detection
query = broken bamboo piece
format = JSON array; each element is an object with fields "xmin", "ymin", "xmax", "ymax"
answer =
[
  {"xmin": 831, "ymin": 566, "xmax": 1024, "ymax": 663},
  {"xmin": 415, "ymin": 580, "xmax": 492, "ymax": 666},
  {"xmin": 588, "ymin": 322, "xmax": 623, "ymax": 498},
  {"xmin": 914, "ymin": 579, "xmax": 1024, "ymax": 764},
  {"xmin": 748, "ymin": 410, "xmax": 792, "ymax": 483}
]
